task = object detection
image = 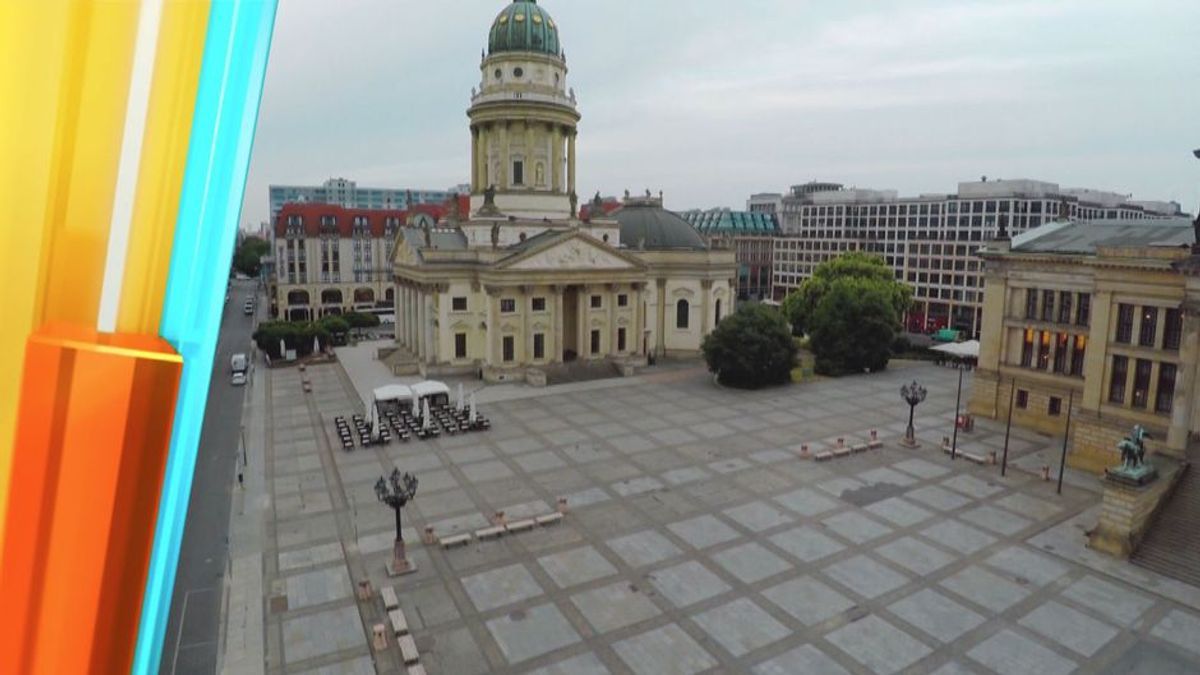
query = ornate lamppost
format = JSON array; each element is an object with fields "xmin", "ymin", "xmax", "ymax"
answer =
[
  {"xmin": 375, "ymin": 469, "xmax": 419, "ymax": 576},
  {"xmin": 900, "ymin": 380, "xmax": 927, "ymax": 448}
]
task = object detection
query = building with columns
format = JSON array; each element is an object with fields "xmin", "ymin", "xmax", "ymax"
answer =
[
  {"xmin": 390, "ymin": 0, "xmax": 735, "ymax": 382},
  {"xmin": 968, "ymin": 218, "xmax": 1199, "ymax": 473}
]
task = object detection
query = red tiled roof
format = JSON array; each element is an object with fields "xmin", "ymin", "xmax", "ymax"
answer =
[
  {"xmin": 275, "ymin": 201, "xmax": 449, "ymax": 237},
  {"xmin": 579, "ymin": 197, "xmax": 622, "ymax": 221}
]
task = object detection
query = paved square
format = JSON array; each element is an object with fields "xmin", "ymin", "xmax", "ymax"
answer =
[
  {"xmin": 889, "ymin": 588, "xmax": 985, "ymax": 642},
  {"xmin": 613, "ymin": 623, "xmax": 717, "ymax": 675},
  {"xmin": 1020, "ymin": 600, "xmax": 1118, "ymax": 656},
  {"xmin": 648, "ymin": 560, "xmax": 732, "ymax": 608},
  {"xmin": 692, "ymin": 598, "xmax": 790, "ymax": 657},
  {"xmin": 769, "ymin": 526, "xmax": 845, "ymax": 563},
  {"xmin": 823, "ymin": 554, "xmax": 910, "ymax": 599},
  {"xmin": 240, "ymin": 361, "xmax": 1200, "ymax": 675},
  {"xmin": 570, "ymin": 581, "xmax": 661, "ymax": 633},
  {"xmin": 461, "ymin": 563, "xmax": 543, "ymax": 612},
  {"xmin": 764, "ymin": 576, "xmax": 855, "ymax": 626},
  {"xmin": 712, "ymin": 542, "xmax": 791, "ymax": 584},
  {"xmin": 667, "ymin": 514, "xmax": 740, "ymax": 549},
  {"xmin": 537, "ymin": 546, "xmax": 618, "ymax": 588},
  {"xmin": 485, "ymin": 603, "xmax": 581, "ymax": 664},
  {"xmin": 826, "ymin": 614, "xmax": 933, "ymax": 675},
  {"xmin": 606, "ymin": 530, "xmax": 682, "ymax": 568},
  {"xmin": 754, "ymin": 645, "xmax": 851, "ymax": 675},
  {"xmin": 967, "ymin": 629, "xmax": 1077, "ymax": 675}
]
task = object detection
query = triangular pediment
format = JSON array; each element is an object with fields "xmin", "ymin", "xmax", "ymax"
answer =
[{"xmin": 500, "ymin": 231, "xmax": 644, "ymax": 271}]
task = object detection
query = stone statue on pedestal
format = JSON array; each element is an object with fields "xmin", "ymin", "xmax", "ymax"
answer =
[
  {"xmin": 478, "ymin": 184, "xmax": 501, "ymax": 217},
  {"xmin": 1106, "ymin": 424, "xmax": 1158, "ymax": 486}
]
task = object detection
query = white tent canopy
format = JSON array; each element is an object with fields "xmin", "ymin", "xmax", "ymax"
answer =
[
  {"xmin": 930, "ymin": 340, "xmax": 980, "ymax": 359},
  {"xmin": 373, "ymin": 384, "xmax": 413, "ymax": 403},
  {"xmin": 412, "ymin": 380, "xmax": 450, "ymax": 401}
]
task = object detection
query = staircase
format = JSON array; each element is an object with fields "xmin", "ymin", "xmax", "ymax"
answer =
[
  {"xmin": 542, "ymin": 360, "xmax": 621, "ymax": 386},
  {"xmin": 1132, "ymin": 462, "xmax": 1200, "ymax": 587}
]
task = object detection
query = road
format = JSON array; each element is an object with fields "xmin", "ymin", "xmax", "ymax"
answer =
[{"xmin": 160, "ymin": 278, "xmax": 259, "ymax": 674}]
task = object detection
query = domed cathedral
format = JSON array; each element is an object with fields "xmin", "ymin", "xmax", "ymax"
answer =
[{"xmin": 392, "ymin": 0, "xmax": 736, "ymax": 383}]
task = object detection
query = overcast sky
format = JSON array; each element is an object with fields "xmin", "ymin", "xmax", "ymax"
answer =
[{"xmin": 240, "ymin": 0, "xmax": 1200, "ymax": 226}]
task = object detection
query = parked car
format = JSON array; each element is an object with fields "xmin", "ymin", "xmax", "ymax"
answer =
[
  {"xmin": 230, "ymin": 371, "xmax": 247, "ymax": 386},
  {"xmin": 243, "ymin": 302, "xmax": 254, "ymax": 315}
]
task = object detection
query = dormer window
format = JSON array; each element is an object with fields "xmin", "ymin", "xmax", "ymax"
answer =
[
  {"xmin": 285, "ymin": 214, "xmax": 303, "ymax": 237},
  {"xmin": 352, "ymin": 215, "xmax": 370, "ymax": 237},
  {"xmin": 319, "ymin": 215, "xmax": 338, "ymax": 236}
]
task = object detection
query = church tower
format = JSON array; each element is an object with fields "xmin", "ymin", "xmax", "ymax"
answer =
[{"xmin": 468, "ymin": 0, "xmax": 580, "ymax": 220}]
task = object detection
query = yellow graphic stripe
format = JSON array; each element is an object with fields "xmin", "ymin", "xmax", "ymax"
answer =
[
  {"xmin": 0, "ymin": 0, "xmax": 141, "ymax": 560},
  {"xmin": 116, "ymin": 0, "xmax": 211, "ymax": 334}
]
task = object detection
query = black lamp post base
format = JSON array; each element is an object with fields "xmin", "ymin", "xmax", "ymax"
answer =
[
  {"xmin": 387, "ymin": 538, "xmax": 418, "ymax": 577},
  {"xmin": 899, "ymin": 435, "xmax": 921, "ymax": 449}
]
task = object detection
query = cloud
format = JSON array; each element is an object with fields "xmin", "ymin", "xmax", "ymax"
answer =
[{"xmin": 240, "ymin": 0, "xmax": 1200, "ymax": 225}]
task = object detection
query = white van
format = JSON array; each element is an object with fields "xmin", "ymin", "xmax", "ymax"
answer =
[{"xmin": 231, "ymin": 353, "xmax": 248, "ymax": 373}]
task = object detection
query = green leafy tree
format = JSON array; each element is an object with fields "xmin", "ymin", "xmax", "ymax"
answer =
[
  {"xmin": 343, "ymin": 312, "xmax": 381, "ymax": 330},
  {"xmin": 253, "ymin": 319, "xmax": 331, "ymax": 357},
  {"xmin": 781, "ymin": 252, "xmax": 911, "ymax": 336},
  {"xmin": 232, "ymin": 236, "xmax": 270, "ymax": 277},
  {"xmin": 318, "ymin": 315, "xmax": 350, "ymax": 336},
  {"xmin": 701, "ymin": 304, "xmax": 798, "ymax": 389},
  {"xmin": 809, "ymin": 277, "xmax": 900, "ymax": 375}
]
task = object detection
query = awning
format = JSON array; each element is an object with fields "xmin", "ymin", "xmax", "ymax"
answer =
[
  {"xmin": 373, "ymin": 385, "xmax": 413, "ymax": 403},
  {"xmin": 930, "ymin": 340, "xmax": 980, "ymax": 359},
  {"xmin": 412, "ymin": 380, "xmax": 450, "ymax": 399}
]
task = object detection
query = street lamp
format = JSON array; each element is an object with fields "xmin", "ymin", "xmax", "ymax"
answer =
[
  {"xmin": 900, "ymin": 380, "xmax": 927, "ymax": 447},
  {"xmin": 375, "ymin": 469, "xmax": 419, "ymax": 576}
]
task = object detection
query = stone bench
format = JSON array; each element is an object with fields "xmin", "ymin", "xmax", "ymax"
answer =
[
  {"xmin": 868, "ymin": 439, "xmax": 883, "ymax": 450},
  {"xmin": 536, "ymin": 512, "xmax": 563, "ymax": 527},
  {"xmin": 397, "ymin": 634, "xmax": 420, "ymax": 665},
  {"xmin": 388, "ymin": 608, "xmax": 409, "ymax": 636},
  {"xmin": 439, "ymin": 533, "xmax": 472, "ymax": 549},
  {"xmin": 832, "ymin": 446, "xmax": 852, "ymax": 458},
  {"xmin": 506, "ymin": 519, "xmax": 535, "ymax": 534},
  {"xmin": 814, "ymin": 451, "xmax": 834, "ymax": 462},
  {"xmin": 961, "ymin": 452, "xmax": 987, "ymax": 465},
  {"xmin": 850, "ymin": 443, "xmax": 869, "ymax": 454},
  {"xmin": 476, "ymin": 525, "xmax": 506, "ymax": 540},
  {"xmin": 406, "ymin": 665, "xmax": 427, "ymax": 675},
  {"xmin": 381, "ymin": 585, "xmax": 399, "ymax": 611}
]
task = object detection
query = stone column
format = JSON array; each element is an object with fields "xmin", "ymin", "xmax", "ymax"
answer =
[
  {"xmin": 426, "ymin": 291, "xmax": 439, "ymax": 364},
  {"xmin": 396, "ymin": 282, "xmax": 407, "ymax": 349},
  {"xmin": 485, "ymin": 287, "xmax": 499, "ymax": 367},
  {"xmin": 477, "ymin": 126, "xmax": 489, "ymax": 189},
  {"xmin": 578, "ymin": 286, "xmax": 588, "ymax": 359},
  {"xmin": 498, "ymin": 123, "xmax": 509, "ymax": 189},
  {"xmin": 567, "ymin": 131, "xmax": 576, "ymax": 195},
  {"xmin": 521, "ymin": 285, "xmax": 532, "ymax": 364},
  {"xmin": 551, "ymin": 126, "xmax": 563, "ymax": 192},
  {"xmin": 553, "ymin": 286, "xmax": 564, "ymax": 363},
  {"xmin": 701, "ymin": 279, "xmax": 713, "ymax": 335},
  {"xmin": 608, "ymin": 284, "xmax": 617, "ymax": 355},
  {"xmin": 470, "ymin": 127, "xmax": 479, "ymax": 191},
  {"xmin": 1081, "ymin": 290, "xmax": 1114, "ymax": 410},
  {"xmin": 633, "ymin": 283, "xmax": 644, "ymax": 355},
  {"xmin": 416, "ymin": 287, "xmax": 426, "ymax": 361},
  {"xmin": 656, "ymin": 279, "xmax": 667, "ymax": 356},
  {"xmin": 1167, "ymin": 307, "xmax": 1200, "ymax": 451},
  {"xmin": 524, "ymin": 124, "xmax": 534, "ymax": 188}
]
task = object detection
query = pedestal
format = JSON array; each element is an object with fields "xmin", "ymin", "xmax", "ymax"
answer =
[
  {"xmin": 1088, "ymin": 461, "xmax": 1179, "ymax": 559},
  {"xmin": 387, "ymin": 538, "xmax": 418, "ymax": 577}
]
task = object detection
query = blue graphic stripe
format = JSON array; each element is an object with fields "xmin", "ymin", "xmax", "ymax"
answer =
[{"xmin": 133, "ymin": 2, "xmax": 277, "ymax": 673}]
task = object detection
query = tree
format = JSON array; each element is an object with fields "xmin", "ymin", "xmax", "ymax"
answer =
[
  {"xmin": 701, "ymin": 304, "xmax": 798, "ymax": 389},
  {"xmin": 781, "ymin": 252, "xmax": 911, "ymax": 336},
  {"xmin": 809, "ymin": 277, "xmax": 900, "ymax": 376},
  {"xmin": 343, "ymin": 312, "xmax": 381, "ymax": 330},
  {"xmin": 253, "ymin": 319, "xmax": 331, "ymax": 358},
  {"xmin": 232, "ymin": 236, "xmax": 270, "ymax": 277}
]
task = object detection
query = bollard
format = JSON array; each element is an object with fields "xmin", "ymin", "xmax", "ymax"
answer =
[
  {"xmin": 372, "ymin": 624, "xmax": 388, "ymax": 651},
  {"xmin": 870, "ymin": 430, "xmax": 878, "ymax": 441},
  {"xmin": 493, "ymin": 510, "xmax": 507, "ymax": 526},
  {"xmin": 987, "ymin": 451, "xmax": 997, "ymax": 465},
  {"xmin": 800, "ymin": 444, "xmax": 810, "ymax": 458},
  {"xmin": 423, "ymin": 525, "xmax": 436, "ymax": 545},
  {"xmin": 356, "ymin": 580, "xmax": 372, "ymax": 601},
  {"xmin": 1041, "ymin": 465, "xmax": 1051, "ymax": 481},
  {"xmin": 556, "ymin": 496, "xmax": 569, "ymax": 514},
  {"xmin": 836, "ymin": 438, "xmax": 845, "ymax": 449}
]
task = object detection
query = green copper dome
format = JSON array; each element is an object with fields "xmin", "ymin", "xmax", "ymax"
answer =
[{"xmin": 488, "ymin": 0, "xmax": 561, "ymax": 57}]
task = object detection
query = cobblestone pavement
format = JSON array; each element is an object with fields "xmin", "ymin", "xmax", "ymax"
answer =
[{"xmin": 236, "ymin": 361, "xmax": 1200, "ymax": 675}]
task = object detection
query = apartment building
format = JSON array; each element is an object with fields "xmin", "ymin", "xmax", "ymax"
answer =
[{"xmin": 769, "ymin": 178, "xmax": 1184, "ymax": 338}]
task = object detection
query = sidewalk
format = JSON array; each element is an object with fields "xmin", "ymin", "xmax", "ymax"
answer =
[{"xmin": 217, "ymin": 349, "xmax": 269, "ymax": 674}]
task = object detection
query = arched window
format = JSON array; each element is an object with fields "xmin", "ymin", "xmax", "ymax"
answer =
[
  {"xmin": 321, "ymin": 289, "xmax": 343, "ymax": 305},
  {"xmin": 715, "ymin": 299, "xmax": 722, "ymax": 325},
  {"xmin": 354, "ymin": 288, "xmax": 374, "ymax": 304},
  {"xmin": 676, "ymin": 299, "xmax": 689, "ymax": 329},
  {"xmin": 385, "ymin": 288, "xmax": 395, "ymax": 303},
  {"xmin": 287, "ymin": 290, "xmax": 310, "ymax": 306}
]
